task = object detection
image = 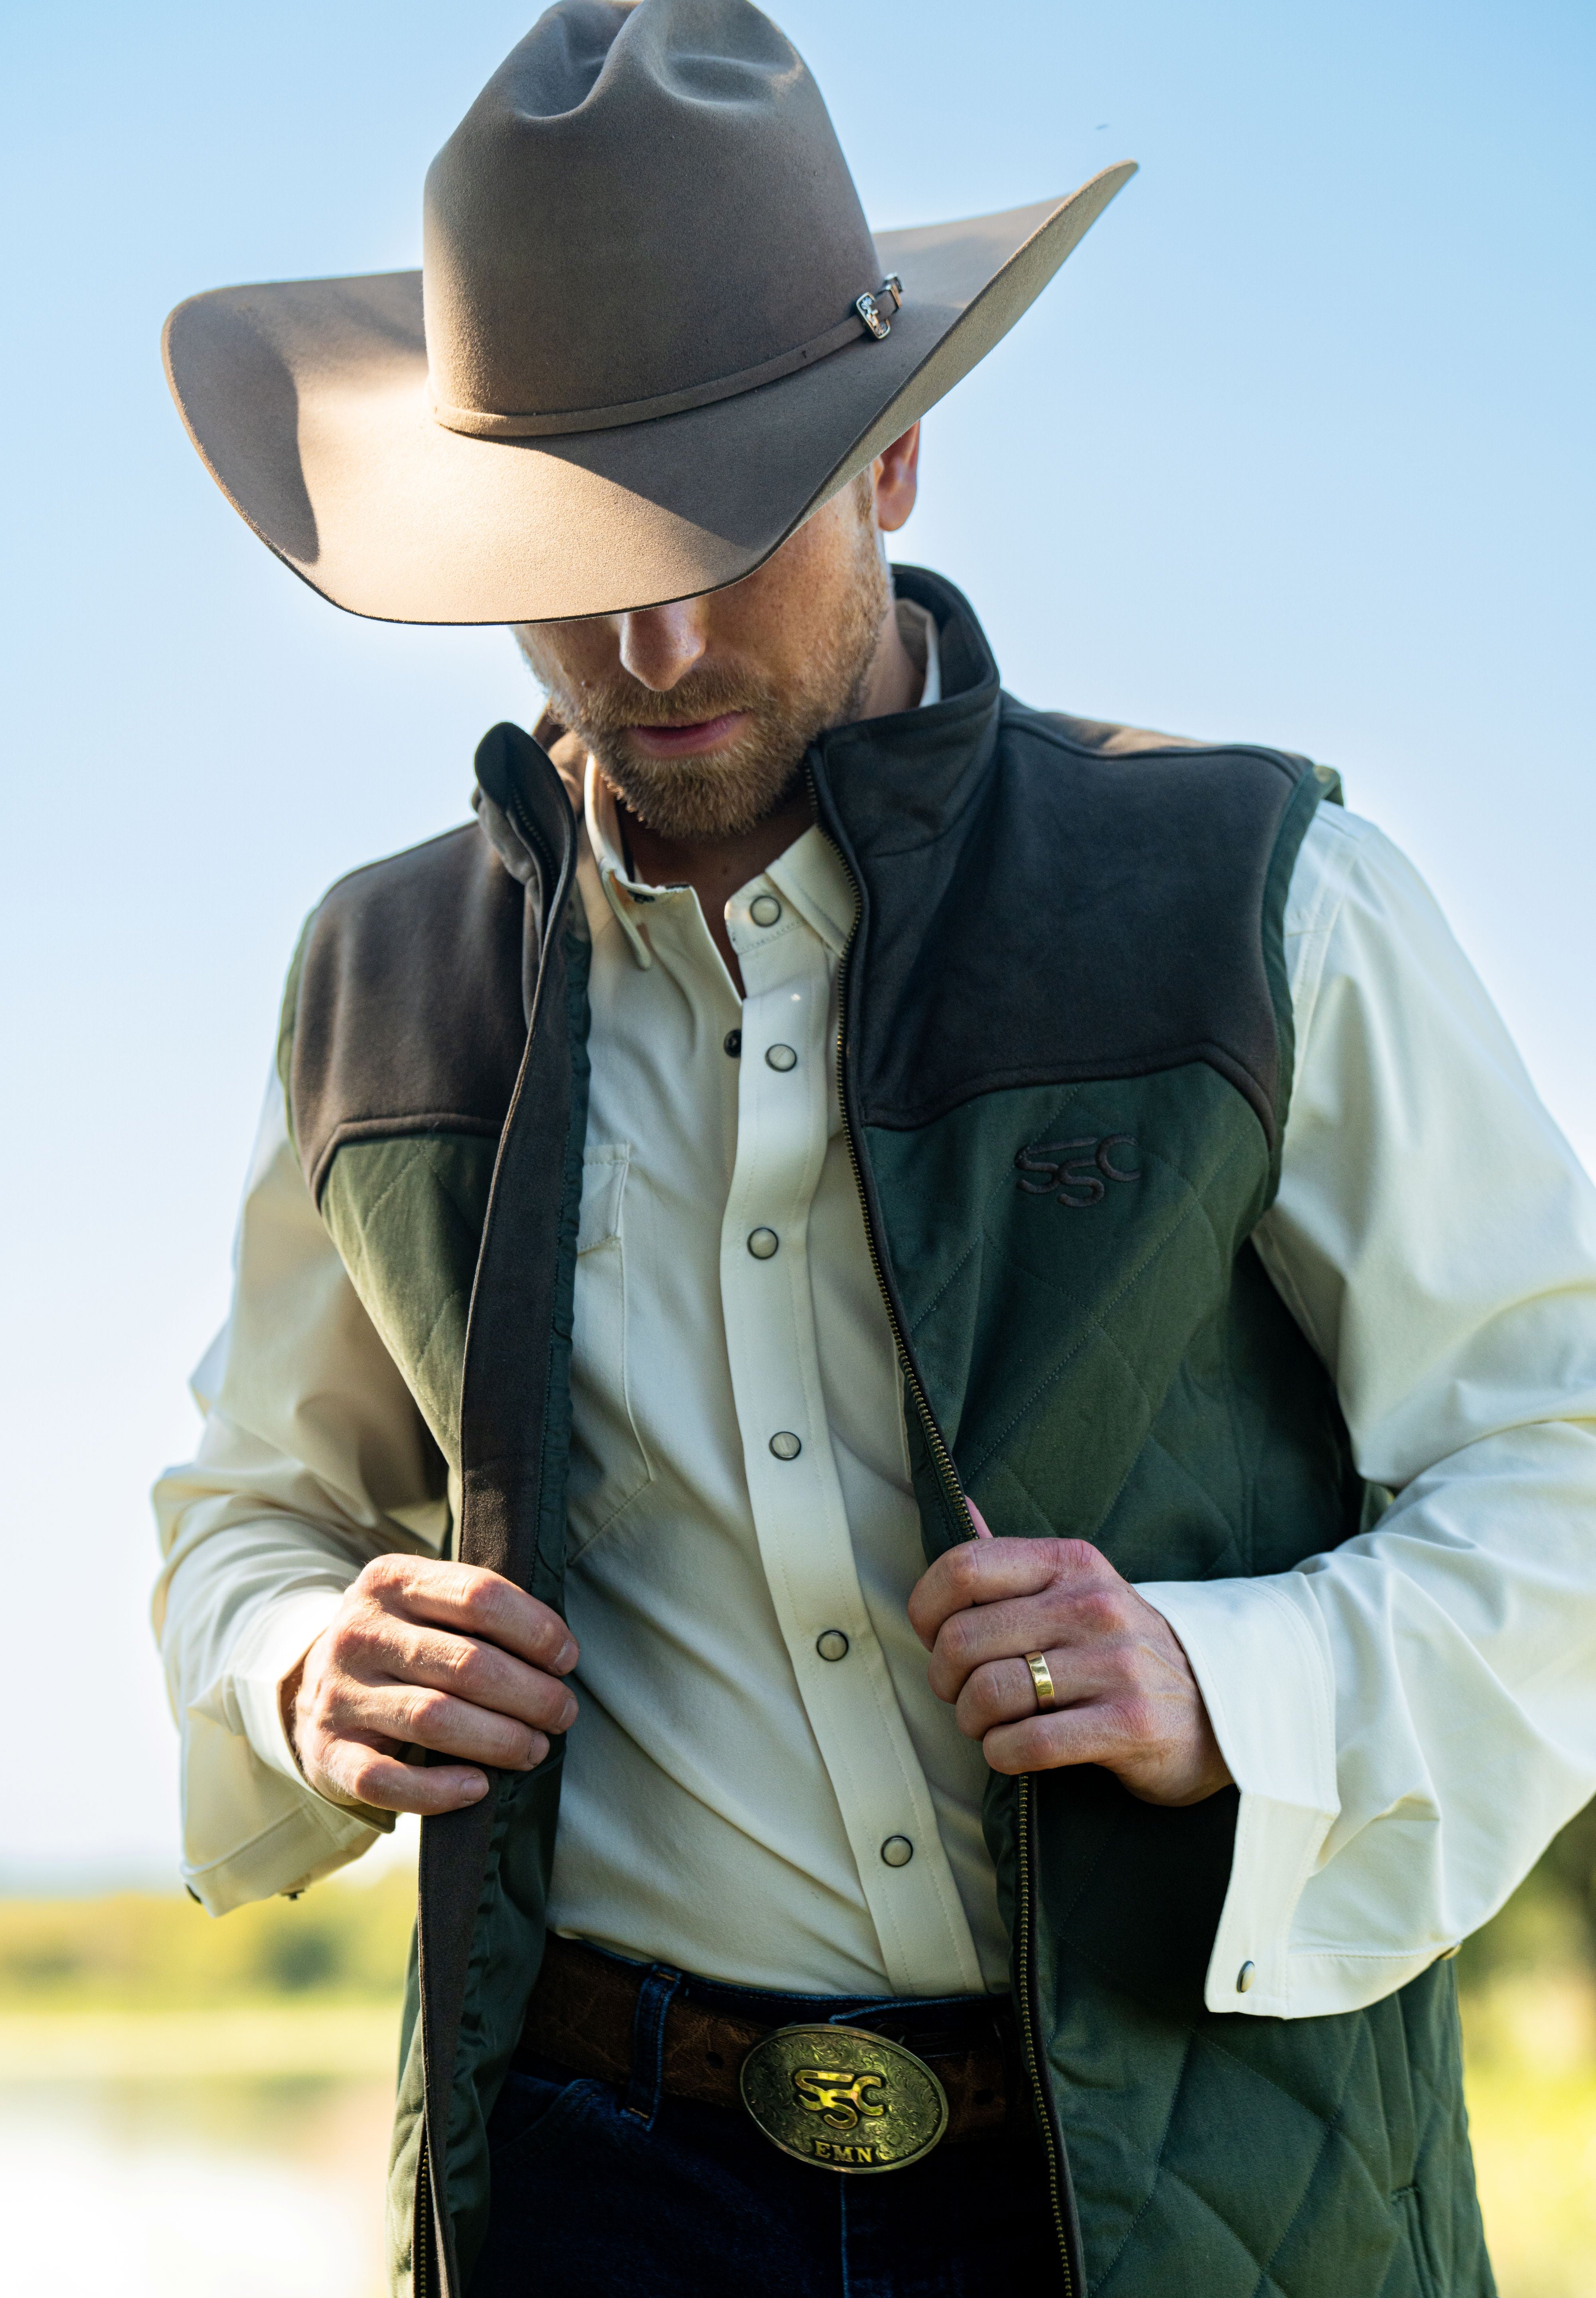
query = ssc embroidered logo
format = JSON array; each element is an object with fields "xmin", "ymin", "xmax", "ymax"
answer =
[{"xmin": 1015, "ymin": 1135, "xmax": 1140, "ymax": 1208}]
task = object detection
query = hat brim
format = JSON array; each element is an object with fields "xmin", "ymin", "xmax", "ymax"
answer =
[{"xmin": 162, "ymin": 163, "xmax": 1135, "ymax": 624}]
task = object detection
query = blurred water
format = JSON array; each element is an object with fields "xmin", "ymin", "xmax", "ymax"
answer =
[
  {"xmin": 6, "ymin": 2022, "xmax": 1593, "ymax": 2294},
  {"xmin": 0, "ymin": 2075, "xmax": 391, "ymax": 2297}
]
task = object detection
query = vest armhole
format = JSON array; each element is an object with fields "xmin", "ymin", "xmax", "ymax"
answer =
[
  {"xmin": 1258, "ymin": 762, "xmax": 1329, "ymax": 1192},
  {"xmin": 276, "ymin": 914, "xmax": 313, "ymax": 1167}
]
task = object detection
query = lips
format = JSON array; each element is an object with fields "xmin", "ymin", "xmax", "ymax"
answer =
[{"xmin": 623, "ymin": 709, "xmax": 750, "ymax": 759}]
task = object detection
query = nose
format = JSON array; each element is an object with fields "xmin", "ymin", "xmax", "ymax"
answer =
[{"xmin": 617, "ymin": 599, "xmax": 710, "ymax": 691}]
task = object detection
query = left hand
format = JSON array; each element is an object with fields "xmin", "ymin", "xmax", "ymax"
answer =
[{"xmin": 908, "ymin": 1536, "xmax": 1232, "ymax": 1807}]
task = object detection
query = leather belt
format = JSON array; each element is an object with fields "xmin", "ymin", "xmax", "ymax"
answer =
[{"xmin": 519, "ymin": 1935, "xmax": 1025, "ymax": 2152}]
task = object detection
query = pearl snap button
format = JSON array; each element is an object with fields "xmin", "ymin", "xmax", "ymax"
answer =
[
  {"xmin": 1236, "ymin": 1961, "xmax": 1256, "ymax": 1994},
  {"xmin": 769, "ymin": 1431, "xmax": 802, "ymax": 1461},
  {"xmin": 723, "ymin": 1029, "xmax": 742, "ymax": 1058},
  {"xmin": 816, "ymin": 1630, "xmax": 850, "ymax": 1662},
  {"xmin": 749, "ymin": 893, "xmax": 782, "ymax": 927},
  {"xmin": 747, "ymin": 1228, "xmax": 779, "ymax": 1260},
  {"xmin": 764, "ymin": 1044, "xmax": 797, "ymax": 1072},
  {"xmin": 880, "ymin": 1836, "xmax": 914, "ymax": 1868}
]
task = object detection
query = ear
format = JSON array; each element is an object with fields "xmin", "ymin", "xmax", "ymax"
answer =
[{"xmin": 872, "ymin": 424, "xmax": 920, "ymax": 533}]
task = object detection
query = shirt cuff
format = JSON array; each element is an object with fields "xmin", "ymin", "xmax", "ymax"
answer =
[
  {"xmin": 228, "ymin": 1588, "xmax": 394, "ymax": 1836},
  {"xmin": 1136, "ymin": 1574, "xmax": 1339, "ymax": 2016}
]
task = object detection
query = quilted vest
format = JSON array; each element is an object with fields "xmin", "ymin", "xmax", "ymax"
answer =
[{"xmin": 280, "ymin": 570, "xmax": 1490, "ymax": 2298}]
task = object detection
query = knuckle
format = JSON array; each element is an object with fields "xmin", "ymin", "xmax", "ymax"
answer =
[
  {"xmin": 924, "ymin": 1655, "xmax": 958, "ymax": 1705},
  {"xmin": 942, "ymin": 1543, "xmax": 985, "ymax": 1601},
  {"xmin": 332, "ymin": 1612, "xmax": 379, "ymax": 1665},
  {"xmin": 1116, "ymin": 1694, "xmax": 1159, "ymax": 1747},
  {"xmin": 456, "ymin": 1571, "xmax": 506, "ymax": 1627},
  {"xmin": 1071, "ymin": 1588, "xmax": 1123, "ymax": 1639},
  {"xmin": 453, "ymin": 1573, "xmax": 490, "ymax": 1619},
  {"xmin": 1061, "ymin": 1537, "xmax": 1106, "ymax": 1574},
  {"xmin": 1046, "ymin": 1537, "xmax": 1104, "ymax": 1589},
  {"xmin": 444, "ymin": 1638, "xmax": 491, "ymax": 1692},
  {"xmin": 958, "ymin": 1660, "xmax": 1005, "ymax": 1731},
  {"xmin": 356, "ymin": 1554, "xmax": 406, "ymax": 1601},
  {"xmin": 523, "ymin": 1608, "xmax": 566, "ymax": 1664},
  {"xmin": 407, "ymin": 1688, "xmax": 453, "ymax": 1739},
  {"xmin": 937, "ymin": 1609, "xmax": 976, "ymax": 1665},
  {"xmin": 976, "ymin": 1655, "xmax": 1011, "ymax": 1708}
]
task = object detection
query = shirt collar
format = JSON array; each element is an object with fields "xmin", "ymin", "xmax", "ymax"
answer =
[
  {"xmin": 897, "ymin": 595, "xmax": 941, "ymax": 707},
  {"xmin": 583, "ymin": 594, "xmax": 939, "ymax": 969},
  {"xmin": 583, "ymin": 769, "xmax": 659, "ymax": 968}
]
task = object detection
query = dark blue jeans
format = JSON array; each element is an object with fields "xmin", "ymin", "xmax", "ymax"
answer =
[{"xmin": 469, "ymin": 1964, "xmax": 1062, "ymax": 2295}]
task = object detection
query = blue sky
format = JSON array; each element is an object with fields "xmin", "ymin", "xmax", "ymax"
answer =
[{"xmin": 2, "ymin": 0, "xmax": 1592, "ymax": 1883}]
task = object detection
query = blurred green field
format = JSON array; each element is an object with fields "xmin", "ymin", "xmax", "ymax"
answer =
[
  {"xmin": 0, "ymin": 1866, "xmax": 417, "ymax": 2017},
  {"xmin": 3, "ymin": 1806, "xmax": 1595, "ymax": 2293}
]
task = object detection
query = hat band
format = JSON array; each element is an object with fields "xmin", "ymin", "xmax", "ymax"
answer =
[{"xmin": 427, "ymin": 278, "xmax": 903, "ymax": 441}]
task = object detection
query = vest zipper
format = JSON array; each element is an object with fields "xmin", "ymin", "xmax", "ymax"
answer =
[
  {"xmin": 415, "ymin": 2123, "xmax": 433, "ymax": 2298},
  {"xmin": 1017, "ymin": 1773, "xmax": 1074, "ymax": 2294},
  {"xmin": 410, "ymin": 770, "xmax": 556, "ymax": 2298},
  {"xmin": 817, "ymin": 794, "xmax": 1075, "ymax": 2293}
]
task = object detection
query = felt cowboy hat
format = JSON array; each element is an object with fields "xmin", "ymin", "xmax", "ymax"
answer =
[{"xmin": 162, "ymin": 0, "xmax": 1135, "ymax": 625}]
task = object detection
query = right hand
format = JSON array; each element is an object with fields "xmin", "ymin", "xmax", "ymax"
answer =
[{"xmin": 282, "ymin": 1556, "xmax": 579, "ymax": 1815}]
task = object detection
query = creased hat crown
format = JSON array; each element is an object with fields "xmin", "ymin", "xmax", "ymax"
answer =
[{"xmin": 423, "ymin": 0, "xmax": 883, "ymax": 433}]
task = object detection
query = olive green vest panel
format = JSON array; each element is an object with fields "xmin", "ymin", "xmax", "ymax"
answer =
[
  {"xmin": 980, "ymin": 1767, "xmax": 1491, "ymax": 2297},
  {"xmin": 862, "ymin": 1052, "xmax": 1485, "ymax": 2290}
]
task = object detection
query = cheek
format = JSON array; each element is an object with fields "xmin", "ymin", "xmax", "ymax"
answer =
[
  {"xmin": 519, "ymin": 624, "xmax": 617, "ymax": 693},
  {"xmin": 716, "ymin": 523, "xmax": 860, "ymax": 668}
]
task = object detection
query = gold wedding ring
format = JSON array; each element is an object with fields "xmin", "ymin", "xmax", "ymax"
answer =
[{"xmin": 1024, "ymin": 1651, "xmax": 1057, "ymax": 1712}]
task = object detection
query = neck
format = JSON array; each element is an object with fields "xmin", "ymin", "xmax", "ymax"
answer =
[{"xmin": 617, "ymin": 593, "xmax": 922, "ymax": 989}]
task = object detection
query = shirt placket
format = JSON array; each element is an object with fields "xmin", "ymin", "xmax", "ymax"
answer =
[{"xmin": 720, "ymin": 872, "xmax": 988, "ymax": 1998}]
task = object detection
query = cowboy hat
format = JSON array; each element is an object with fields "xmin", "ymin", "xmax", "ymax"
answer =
[{"xmin": 162, "ymin": 0, "xmax": 1135, "ymax": 625}]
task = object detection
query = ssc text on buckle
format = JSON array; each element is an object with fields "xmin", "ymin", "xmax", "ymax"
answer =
[{"xmin": 738, "ymin": 2022, "xmax": 949, "ymax": 2174}]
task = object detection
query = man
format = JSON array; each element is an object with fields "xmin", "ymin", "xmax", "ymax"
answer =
[{"xmin": 153, "ymin": 4, "xmax": 1596, "ymax": 2294}]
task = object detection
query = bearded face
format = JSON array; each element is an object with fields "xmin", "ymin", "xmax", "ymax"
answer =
[{"xmin": 514, "ymin": 476, "xmax": 891, "ymax": 841}]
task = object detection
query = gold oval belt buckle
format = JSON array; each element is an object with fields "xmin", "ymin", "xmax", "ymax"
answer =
[{"xmin": 739, "ymin": 2022, "xmax": 949, "ymax": 2174}]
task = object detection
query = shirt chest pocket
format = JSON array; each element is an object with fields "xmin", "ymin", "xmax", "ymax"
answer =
[{"xmin": 567, "ymin": 1144, "xmax": 654, "ymax": 1555}]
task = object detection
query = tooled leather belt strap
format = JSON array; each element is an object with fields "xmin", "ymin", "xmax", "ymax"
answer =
[{"xmin": 519, "ymin": 1934, "xmax": 1023, "ymax": 2149}]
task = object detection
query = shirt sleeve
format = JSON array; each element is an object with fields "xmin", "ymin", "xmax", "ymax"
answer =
[
  {"xmin": 1140, "ymin": 803, "xmax": 1596, "ymax": 2018},
  {"xmin": 152, "ymin": 1067, "xmax": 450, "ymax": 1913}
]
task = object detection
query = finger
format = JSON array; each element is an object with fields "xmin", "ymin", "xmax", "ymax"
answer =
[
  {"xmin": 925, "ymin": 1581, "xmax": 1127, "ymax": 1701},
  {"xmin": 323, "ymin": 1680, "xmax": 555, "ymax": 1773},
  {"xmin": 979, "ymin": 1703, "xmax": 1132, "ymax": 1779},
  {"xmin": 364, "ymin": 1558, "xmax": 579, "ymax": 1673},
  {"xmin": 908, "ymin": 1537, "xmax": 1080, "ymax": 1649},
  {"xmin": 952, "ymin": 1650, "xmax": 1112, "ymax": 1739},
  {"xmin": 376, "ymin": 1622, "xmax": 580, "ymax": 1735},
  {"xmin": 316, "ymin": 1740, "xmax": 492, "ymax": 1816}
]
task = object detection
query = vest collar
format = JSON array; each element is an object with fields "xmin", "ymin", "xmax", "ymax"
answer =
[{"xmin": 812, "ymin": 565, "xmax": 1004, "ymax": 865}]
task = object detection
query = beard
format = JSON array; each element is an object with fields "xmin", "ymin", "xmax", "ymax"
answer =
[{"xmin": 516, "ymin": 496, "xmax": 891, "ymax": 839}]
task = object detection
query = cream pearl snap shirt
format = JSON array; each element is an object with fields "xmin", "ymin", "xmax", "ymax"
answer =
[{"xmin": 154, "ymin": 626, "xmax": 1596, "ymax": 2018}]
